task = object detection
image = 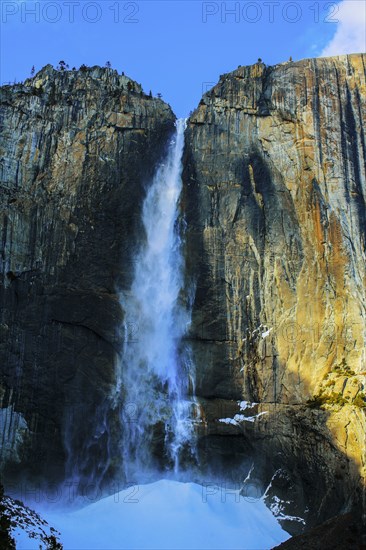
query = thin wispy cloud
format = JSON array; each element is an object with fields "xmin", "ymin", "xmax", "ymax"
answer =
[{"xmin": 320, "ymin": 0, "xmax": 366, "ymax": 57}]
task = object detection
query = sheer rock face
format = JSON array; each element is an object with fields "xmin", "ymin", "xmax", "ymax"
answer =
[
  {"xmin": 0, "ymin": 57, "xmax": 365, "ymax": 534},
  {"xmin": 183, "ymin": 54, "xmax": 366, "ymax": 532},
  {"xmin": 0, "ymin": 65, "xmax": 175, "ymax": 482}
]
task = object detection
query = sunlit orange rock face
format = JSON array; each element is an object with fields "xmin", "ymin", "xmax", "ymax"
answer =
[{"xmin": 183, "ymin": 54, "xmax": 365, "ymax": 533}]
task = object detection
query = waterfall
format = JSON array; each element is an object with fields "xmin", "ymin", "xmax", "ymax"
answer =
[{"xmin": 118, "ymin": 118, "xmax": 197, "ymax": 480}]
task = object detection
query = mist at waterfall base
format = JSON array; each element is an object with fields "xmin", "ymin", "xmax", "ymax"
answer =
[{"xmin": 13, "ymin": 120, "xmax": 290, "ymax": 549}]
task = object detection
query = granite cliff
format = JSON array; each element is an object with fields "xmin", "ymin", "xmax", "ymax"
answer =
[
  {"xmin": 0, "ymin": 65, "xmax": 176, "ymax": 484},
  {"xmin": 0, "ymin": 55, "xmax": 365, "ymax": 536},
  {"xmin": 183, "ymin": 53, "xmax": 366, "ymax": 533}
]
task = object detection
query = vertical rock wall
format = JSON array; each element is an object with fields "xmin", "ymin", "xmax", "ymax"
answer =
[
  {"xmin": 0, "ymin": 65, "xmax": 175, "ymax": 484},
  {"xmin": 183, "ymin": 54, "xmax": 366, "ymax": 532}
]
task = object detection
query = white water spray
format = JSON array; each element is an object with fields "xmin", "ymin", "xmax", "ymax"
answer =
[{"xmin": 118, "ymin": 119, "xmax": 197, "ymax": 479}]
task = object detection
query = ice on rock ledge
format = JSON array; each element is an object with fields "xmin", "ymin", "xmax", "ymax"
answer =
[
  {"xmin": 238, "ymin": 400, "xmax": 258, "ymax": 410},
  {"xmin": 219, "ymin": 412, "xmax": 268, "ymax": 425}
]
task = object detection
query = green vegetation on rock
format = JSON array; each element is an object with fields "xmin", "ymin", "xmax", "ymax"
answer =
[{"xmin": 307, "ymin": 390, "xmax": 366, "ymax": 409}]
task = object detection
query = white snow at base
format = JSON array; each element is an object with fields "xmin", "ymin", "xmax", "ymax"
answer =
[
  {"xmin": 6, "ymin": 495, "xmax": 61, "ymax": 548},
  {"xmin": 14, "ymin": 479, "xmax": 290, "ymax": 550}
]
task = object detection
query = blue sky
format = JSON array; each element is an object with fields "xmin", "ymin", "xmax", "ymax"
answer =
[{"xmin": 1, "ymin": 1, "xmax": 365, "ymax": 116}]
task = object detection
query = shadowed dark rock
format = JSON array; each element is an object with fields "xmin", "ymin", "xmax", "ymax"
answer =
[{"xmin": 0, "ymin": 65, "xmax": 176, "ymax": 485}]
